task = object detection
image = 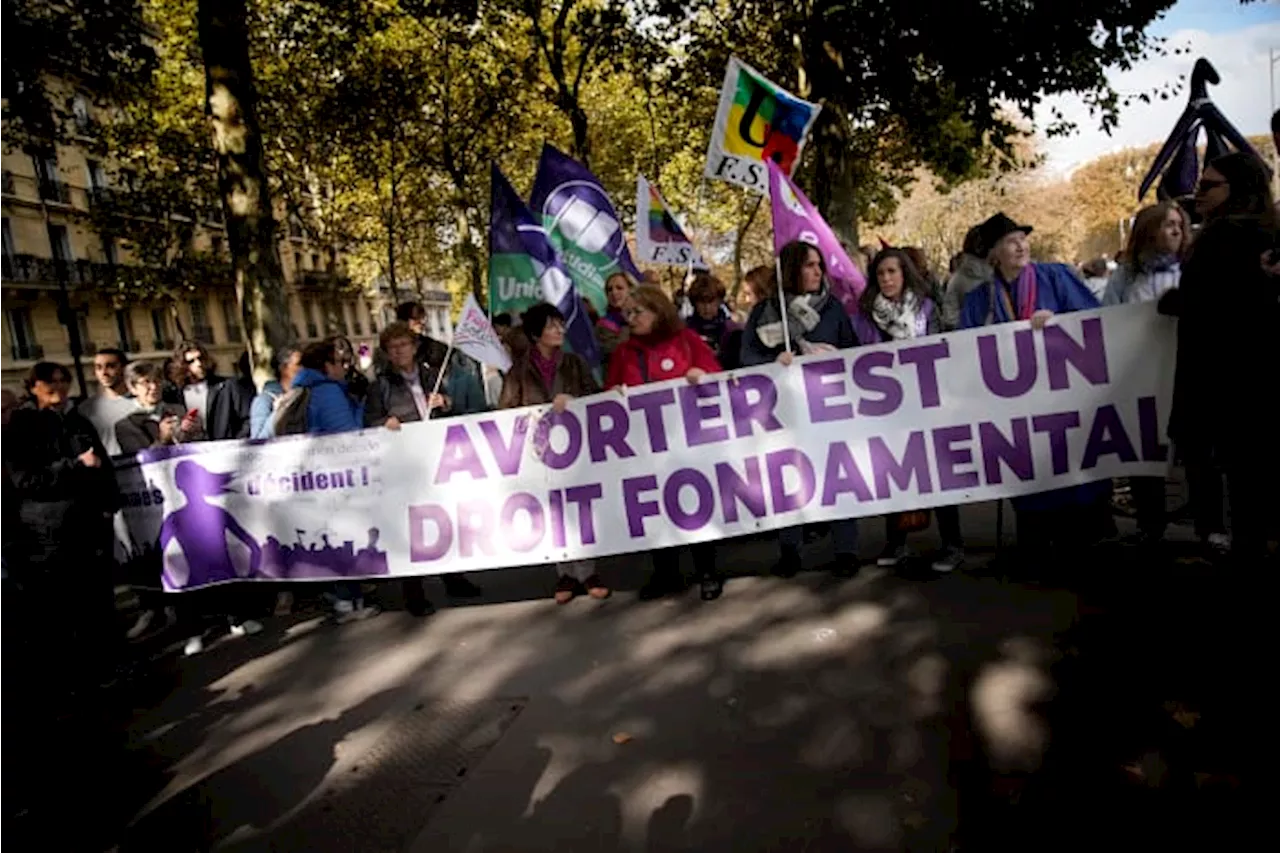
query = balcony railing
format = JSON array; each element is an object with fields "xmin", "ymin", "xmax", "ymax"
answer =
[
  {"xmin": 118, "ymin": 338, "xmax": 143, "ymax": 353},
  {"xmin": 10, "ymin": 342, "xmax": 44, "ymax": 360},
  {"xmin": 39, "ymin": 180, "xmax": 71, "ymax": 204},
  {"xmin": 300, "ymin": 270, "xmax": 352, "ymax": 290},
  {"xmin": 153, "ymin": 336, "xmax": 176, "ymax": 352},
  {"xmin": 2, "ymin": 254, "xmax": 118, "ymax": 288}
]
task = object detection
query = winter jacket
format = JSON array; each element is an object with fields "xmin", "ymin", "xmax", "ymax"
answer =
[
  {"xmin": 3, "ymin": 402, "xmax": 121, "ymax": 568},
  {"xmin": 1159, "ymin": 214, "xmax": 1279, "ymax": 454},
  {"xmin": 850, "ymin": 297, "xmax": 941, "ymax": 344},
  {"xmin": 942, "ymin": 254, "xmax": 993, "ymax": 332},
  {"xmin": 595, "ymin": 312, "xmax": 629, "ymax": 364},
  {"xmin": 115, "ymin": 404, "xmax": 206, "ymax": 455},
  {"xmin": 364, "ymin": 362, "xmax": 487, "ymax": 427},
  {"xmin": 686, "ymin": 310, "xmax": 743, "ymax": 369},
  {"xmin": 249, "ymin": 380, "xmax": 285, "ymax": 440},
  {"xmin": 739, "ymin": 296, "xmax": 858, "ymax": 368},
  {"xmin": 960, "ymin": 262, "xmax": 1106, "ymax": 513},
  {"xmin": 959, "ymin": 263, "xmax": 1099, "ymax": 329},
  {"xmin": 606, "ymin": 326, "xmax": 722, "ymax": 389},
  {"xmin": 207, "ymin": 374, "xmax": 256, "ymax": 441},
  {"xmin": 500, "ymin": 348, "xmax": 599, "ymax": 409},
  {"xmin": 291, "ymin": 367, "xmax": 364, "ymax": 435},
  {"xmin": 1101, "ymin": 261, "xmax": 1181, "ymax": 306}
]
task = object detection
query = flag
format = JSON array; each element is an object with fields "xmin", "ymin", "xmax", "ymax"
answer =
[
  {"xmin": 529, "ymin": 144, "xmax": 641, "ymax": 314},
  {"xmin": 705, "ymin": 57, "xmax": 821, "ymax": 194},
  {"xmin": 636, "ymin": 174, "xmax": 706, "ymax": 269},
  {"xmin": 488, "ymin": 164, "xmax": 600, "ymax": 366},
  {"xmin": 767, "ymin": 159, "xmax": 866, "ymax": 319},
  {"xmin": 452, "ymin": 293, "xmax": 512, "ymax": 372}
]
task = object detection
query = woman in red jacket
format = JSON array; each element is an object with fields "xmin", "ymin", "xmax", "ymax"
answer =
[{"xmin": 606, "ymin": 286, "xmax": 725, "ymax": 600}]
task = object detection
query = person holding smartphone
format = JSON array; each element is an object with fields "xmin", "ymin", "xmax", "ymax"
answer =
[{"xmin": 115, "ymin": 361, "xmax": 204, "ymax": 454}]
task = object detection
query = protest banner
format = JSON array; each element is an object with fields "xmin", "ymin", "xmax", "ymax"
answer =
[
  {"xmin": 705, "ymin": 57, "xmax": 821, "ymax": 193},
  {"xmin": 487, "ymin": 164, "xmax": 598, "ymax": 365},
  {"xmin": 115, "ymin": 304, "xmax": 1174, "ymax": 592},
  {"xmin": 530, "ymin": 144, "xmax": 641, "ymax": 314},
  {"xmin": 767, "ymin": 160, "xmax": 866, "ymax": 320},
  {"xmin": 636, "ymin": 174, "xmax": 707, "ymax": 269}
]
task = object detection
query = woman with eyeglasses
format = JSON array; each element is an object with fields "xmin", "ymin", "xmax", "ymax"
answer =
[
  {"xmin": 1158, "ymin": 152, "xmax": 1279, "ymax": 562},
  {"xmin": 740, "ymin": 240, "xmax": 863, "ymax": 578},
  {"xmin": 606, "ymin": 285, "xmax": 726, "ymax": 601}
]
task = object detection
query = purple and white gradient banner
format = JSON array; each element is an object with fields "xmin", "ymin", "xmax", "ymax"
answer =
[{"xmin": 115, "ymin": 304, "xmax": 1175, "ymax": 591}]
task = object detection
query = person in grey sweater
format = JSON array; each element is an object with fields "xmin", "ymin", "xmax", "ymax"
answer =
[{"xmin": 941, "ymin": 225, "xmax": 993, "ymax": 331}]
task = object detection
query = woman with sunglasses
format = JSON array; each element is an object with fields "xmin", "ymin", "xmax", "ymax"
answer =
[
  {"xmin": 606, "ymin": 285, "xmax": 726, "ymax": 601},
  {"xmin": 1158, "ymin": 152, "xmax": 1279, "ymax": 562}
]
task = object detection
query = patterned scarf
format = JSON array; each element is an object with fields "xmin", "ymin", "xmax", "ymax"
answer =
[
  {"xmin": 991, "ymin": 263, "xmax": 1038, "ymax": 323},
  {"xmin": 529, "ymin": 346, "xmax": 560, "ymax": 393},
  {"xmin": 871, "ymin": 290, "xmax": 927, "ymax": 340},
  {"xmin": 756, "ymin": 284, "xmax": 831, "ymax": 352}
]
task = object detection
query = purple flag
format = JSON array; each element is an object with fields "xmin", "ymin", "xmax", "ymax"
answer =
[
  {"xmin": 490, "ymin": 164, "xmax": 600, "ymax": 366},
  {"xmin": 767, "ymin": 160, "xmax": 866, "ymax": 319}
]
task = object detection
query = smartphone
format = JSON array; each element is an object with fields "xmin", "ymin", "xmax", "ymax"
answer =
[{"xmin": 185, "ymin": 408, "xmax": 199, "ymax": 420}]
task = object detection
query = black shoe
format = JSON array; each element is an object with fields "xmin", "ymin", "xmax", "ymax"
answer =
[
  {"xmin": 639, "ymin": 567, "xmax": 683, "ymax": 600},
  {"xmin": 406, "ymin": 597, "xmax": 436, "ymax": 618},
  {"xmin": 773, "ymin": 547, "xmax": 802, "ymax": 578},
  {"xmin": 831, "ymin": 554, "xmax": 862, "ymax": 579},
  {"xmin": 699, "ymin": 575, "xmax": 724, "ymax": 601},
  {"xmin": 443, "ymin": 574, "xmax": 483, "ymax": 599}
]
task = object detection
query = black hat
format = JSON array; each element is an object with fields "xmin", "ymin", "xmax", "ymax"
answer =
[{"xmin": 977, "ymin": 212, "xmax": 1033, "ymax": 256}]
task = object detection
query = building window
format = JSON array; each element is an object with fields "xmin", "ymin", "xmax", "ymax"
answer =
[
  {"xmin": 351, "ymin": 302, "xmax": 364, "ymax": 335},
  {"xmin": 86, "ymin": 159, "xmax": 106, "ymax": 191},
  {"xmin": 115, "ymin": 309, "xmax": 137, "ymax": 351},
  {"xmin": 221, "ymin": 297, "xmax": 243, "ymax": 344},
  {"xmin": 47, "ymin": 223, "xmax": 72, "ymax": 262},
  {"xmin": 101, "ymin": 236, "xmax": 118, "ymax": 266},
  {"xmin": 336, "ymin": 303, "xmax": 349, "ymax": 336},
  {"xmin": 293, "ymin": 251, "xmax": 303, "ymax": 274},
  {"xmin": 303, "ymin": 298, "xmax": 318, "ymax": 338},
  {"xmin": 189, "ymin": 298, "xmax": 214, "ymax": 343},
  {"xmin": 311, "ymin": 252, "xmax": 320, "ymax": 270},
  {"xmin": 151, "ymin": 308, "xmax": 172, "ymax": 350},
  {"xmin": 211, "ymin": 235, "xmax": 224, "ymax": 258},
  {"xmin": 72, "ymin": 93, "xmax": 92, "ymax": 134},
  {"xmin": 74, "ymin": 308, "xmax": 93, "ymax": 353},
  {"xmin": 2, "ymin": 218, "xmax": 14, "ymax": 274},
  {"xmin": 32, "ymin": 153, "xmax": 67, "ymax": 203},
  {"xmin": 366, "ymin": 302, "xmax": 378, "ymax": 333},
  {"xmin": 6, "ymin": 307, "xmax": 41, "ymax": 360}
]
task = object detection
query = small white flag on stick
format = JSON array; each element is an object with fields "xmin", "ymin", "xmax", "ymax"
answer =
[{"xmin": 452, "ymin": 293, "xmax": 512, "ymax": 373}]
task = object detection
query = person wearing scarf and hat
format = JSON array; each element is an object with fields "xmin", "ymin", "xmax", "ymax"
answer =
[
  {"xmin": 741, "ymin": 239, "xmax": 863, "ymax": 578},
  {"xmin": 960, "ymin": 212, "xmax": 1109, "ymax": 567}
]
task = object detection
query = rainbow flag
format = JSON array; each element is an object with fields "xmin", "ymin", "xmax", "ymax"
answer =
[
  {"xmin": 635, "ymin": 174, "xmax": 705, "ymax": 269},
  {"xmin": 705, "ymin": 57, "xmax": 821, "ymax": 194}
]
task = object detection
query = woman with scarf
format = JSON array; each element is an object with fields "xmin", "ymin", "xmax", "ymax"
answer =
[
  {"xmin": 606, "ymin": 285, "xmax": 726, "ymax": 601},
  {"xmin": 740, "ymin": 240, "xmax": 862, "ymax": 578},
  {"xmin": 960, "ymin": 213, "xmax": 1106, "ymax": 565},
  {"xmin": 855, "ymin": 249, "xmax": 965, "ymax": 573},
  {"xmin": 595, "ymin": 272, "xmax": 634, "ymax": 366},
  {"xmin": 1158, "ymin": 152, "xmax": 1278, "ymax": 562},
  {"xmin": 501, "ymin": 302, "xmax": 610, "ymax": 604},
  {"xmin": 1102, "ymin": 201, "xmax": 1192, "ymax": 547},
  {"xmin": 685, "ymin": 272, "xmax": 742, "ymax": 369}
]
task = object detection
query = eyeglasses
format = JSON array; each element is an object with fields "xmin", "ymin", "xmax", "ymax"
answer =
[
  {"xmin": 1196, "ymin": 178, "xmax": 1226, "ymax": 193},
  {"xmin": 624, "ymin": 306, "xmax": 648, "ymax": 319}
]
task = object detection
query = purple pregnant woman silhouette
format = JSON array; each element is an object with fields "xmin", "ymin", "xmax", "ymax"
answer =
[{"xmin": 159, "ymin": 461, "xmax": 263, "ymax": 588}]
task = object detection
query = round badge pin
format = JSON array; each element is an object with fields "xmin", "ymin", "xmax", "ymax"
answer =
[{"xmin": 660, "ymin": 358, "xmax": 675, "ymax": 371}]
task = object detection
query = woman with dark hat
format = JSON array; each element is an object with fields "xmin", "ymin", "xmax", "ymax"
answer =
[
  {"xmin": 1158, "ymin": 152, "xmax": 1278, "ymax": 562},
  {"xmin": 960, "ymin": 212, "xmax": 1107, "ymax": 564}
]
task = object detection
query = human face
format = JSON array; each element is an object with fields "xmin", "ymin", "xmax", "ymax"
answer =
[
  {"xmin": 991, "ymin": 231, "xmax": 1030, "ymax": 276},
  {"xmin": 184, "ymin": 349, "xmax": 207, "ymax": 381},
  {"xmin": 537, "ymin": 317, "xmax": 565, "ymax": 351},
  {"xmin": 324, "ymin": 358, "xmax": 346, "ymax": 382},
  {"xmin": 385, "ymin": 335, "xmax": 417, "ymax": 372},
  {"xmin": 94, "ymin": 354, "xmax": 126, "ymax": 392},
  {"xmin": 625, "ymin": 300, "xmax": 656, "ymax": 336},
  {"xmin": 31, "ymin": 371, "xmax": 71, "ymax": 410},
  {"xmin": 1157, "ymin": 207, "xmax": 1185, "ymax": 255},
  {"xmin": 280, "ymin": 351, "xmax": 303, "ymax": 388},
  {"xmin": 606, "ymin": 275, "xmax": 631, "ymax": 310},
  {"xmin": 1194, "ymin": 167, "xmax": 1229, "ymax": 217},
  {"xmin": 876, "ymin": 256, "xmax": 905, "ymax": 301},
  {"xmin": 694, "ymin": 296, "xmax": 722, "ymax": 320},
  {"xmin": 798, "ymin": 247, "xmax": 823, "ymax": 293},
  {"xmin": 407, "ymin": 310, "xmax": 426, "ymax": 336},
  {"xmin": 129, "ymin": 374, "xmax": 163, "ymax": 408}
]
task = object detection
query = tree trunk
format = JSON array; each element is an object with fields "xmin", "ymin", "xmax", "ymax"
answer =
[
  {"xmin": 810, "ymin": 110, "xmax": 861, "ymax": 251},
  {"xmin": 569, "ymin": 103, "xmax": 590, "ymax": 169},
  {"xmin": 453, "ymin": 203, "xmax": 484, "ymax": 306},
  {"xmin": 731, "ymin": 196, "xmax": 763, "ymax": 299},
  {"xmin": 197, "ymin": 0, "xmax": 291, "ymax": 388}
]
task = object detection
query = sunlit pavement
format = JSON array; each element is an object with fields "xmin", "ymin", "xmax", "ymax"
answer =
[{"xmin": 9, "ymin": 499, "xmax": 1261, "ymax": 852}]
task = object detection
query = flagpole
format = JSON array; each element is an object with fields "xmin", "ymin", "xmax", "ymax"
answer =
[
  {"xmin": 775, "ymin": 256, "xmax": 791, "ymax": 354},
  {"xmin": 428, "ymin": 340, "xmax": 455, "ymax": 400}
]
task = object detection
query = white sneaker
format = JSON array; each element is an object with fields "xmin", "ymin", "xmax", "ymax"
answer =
[
  {"xmin": 931, "ymin": 547, "xmax": 965, "ymax": 574},
  {"xmin": 126, "ymin": 609, "xmax": 155, "ymax": 640},
  {"xmin": 183, "ymin": 635, "xmax": 204, "ymax": 656},
  {"xmin": 229, "ymin": 619, "xmax": 263, "ymax": 638},
  {"xmin": 335, "ymin": 600, "xmax": 381, "ymax": 624},
  {"xmin": 1206, "ymin": 533, "xmax": 1231, "ymax": 553},
  {"xmin": 876, "ymin": 546, "xmax": 911, "ymax": 568}
]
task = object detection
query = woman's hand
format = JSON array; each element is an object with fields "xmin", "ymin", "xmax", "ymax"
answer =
[
  {"xmin": 776, "ymin": 351, "xmax": 794, "ymax": 367},
  {"xmin": 157, "ymin": 416, "xmax": 178, "ymax": 444},
  {"xmin": 179, "ymin": 411, "xmax": 199, "ymax": 437},
  {"xmin": 808, "ymin": 342, "xmax": 836, "ymax": 354},
  {"xmin": 428, "ymin": 393, "xmax": 449, "ymax": 411},
  {"xmin": 552, "ymin": 393, "xmax": 573, "ymax": 413},
  {"xmin": 685, "ymin": 368, "xmax": 706, "ymax": 384},
  {"xmin": 1030, "ymin": 309, "xmax": 1054, "ymax": 330},
  {"xmin": 385, "ymin": 416, "xmax": 402, "ymax": 432},
  {"xmin": 77, "ymin": 449, "xmax": 101, "ymax": 468}
]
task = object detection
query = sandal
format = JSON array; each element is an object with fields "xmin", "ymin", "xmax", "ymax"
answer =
[
  {"xmin": 584, "ymin": 575, "xmax": 611, "ymax": 600},
  {"xmin": 554, "ymin": 574, "xmax": 580, "ymax": 605}
]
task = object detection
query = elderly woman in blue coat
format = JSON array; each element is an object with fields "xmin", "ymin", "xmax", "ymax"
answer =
[{"xmin": 960, "ymin": 213, "xmax": 1110, "ymax": 563}]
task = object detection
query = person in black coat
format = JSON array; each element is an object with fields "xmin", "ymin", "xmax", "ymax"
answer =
[
  {"xmin": 4, "ymin": 362, "xmax": 122, "ymax": 689},
  {"xmin": 1159, "ymin": 151, "xmax": 1279, "ymax": 562}
]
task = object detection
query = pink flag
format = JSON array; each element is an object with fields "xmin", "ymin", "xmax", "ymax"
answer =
[{"xmin": 766, "ymin": 160, "xmax": 866, "ymax": 319}]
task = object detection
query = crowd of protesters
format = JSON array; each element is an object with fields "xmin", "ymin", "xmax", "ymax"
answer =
[{"xmin": 3, "ymin": 149, "xmax": 1277, "ymax": 697}]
